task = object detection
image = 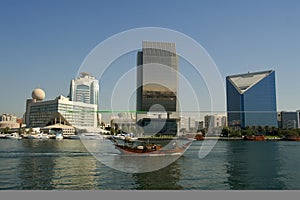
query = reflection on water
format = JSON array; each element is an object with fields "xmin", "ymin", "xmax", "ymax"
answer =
[
  {"xmin": 0, "ymin": 140, "xmax": 99, "ymax": 190},
  {"xmin": 134, "ymin": 160, "xmax": 182, "ymax": 190},
  {"xmin": 81, "ymin": 139, "xmax": 185, "ymax": 173},
  {"xmin": 176, "ymin": 141, "xmax": 230, "ymax": 190},
  {"xmin": 226, "ymin": 141, "xmax": 286, "ymax": 189},
  {"xmin": 1, "ymin": 140, "xmax": 300, "ymax": 189},
  {"xmin": 18, "ymin": 140, "xmax": 57, "ymax": 189}
]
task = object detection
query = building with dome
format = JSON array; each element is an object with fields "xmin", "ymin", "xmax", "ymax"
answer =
[
  {"xmin": 31, "ymin": 88, "xmax": 45, "ymax": 101},
  {"xmin": 25, "ymin": 88, "xmax": 97, "ymax": 129}
]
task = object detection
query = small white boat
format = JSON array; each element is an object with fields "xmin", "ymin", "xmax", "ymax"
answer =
[
  {"xmin": 55, "ymin": 132, "xmax": 63, "ymax": 140},
  {"xmin": 49, "ymin": 128, "xmax": 64, "ymax": 140},
  {"xmin": 6, "ymin": 132, "xmax": 22, "ymax": 140},
  {"xmin": 38, "ymin": 133, "xmax": 49, "ymax": 139}
]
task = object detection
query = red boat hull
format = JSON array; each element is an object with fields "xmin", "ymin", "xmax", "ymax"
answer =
[
  {"xmin": 115, "ymin": 141, "xmax": 192, "ymax": 156},
  {"xmin": 243, "ymin": 135, "xmax": 266, "ymax": 141},
  {"xmin": 284, "ymin": 136, "xmax": 300, "ymax": 141}
]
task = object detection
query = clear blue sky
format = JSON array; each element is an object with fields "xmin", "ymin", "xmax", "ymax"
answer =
[{"xmin": 1, "ymin": 0, "xmax": 300, "ymax": 118}]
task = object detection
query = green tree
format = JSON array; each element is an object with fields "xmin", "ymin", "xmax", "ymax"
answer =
[
  {"xmin": 280, "ymin": 129, "xmax": 298, "ymax": 137},
  {"xmin": 229, "ymin": 129, "xmax": 241, "ymax": 138},
  {"xmin": 221, "ymin": 127, "xmax": 229, "ymax": 137},
  {"xmin": 264, "ymin": 126, "xmax": 270, "ymax": 135},
  {"xmin": 3, "ymin": 127, "xmax": 10, "ymax": 134},
  {"xmin": 110, "ymin": 127, "xmax": 116, "ymax": 135},
  {"xmin": 257, "ymin": 126, "xmax": 263, "ymax": 134},
  {"xmin": 270, "ymin": 127, "xmax": 279, "ymax": 136}
]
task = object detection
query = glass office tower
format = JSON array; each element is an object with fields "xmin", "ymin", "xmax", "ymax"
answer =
[
  {"xmin": 226, "ymin": 70, "xmax": 278, "ymax": 128},
  {"xmin": 137, "ymin": 41, "xmax": 178, "ymax": 112},
  {"xmin": 136, "ymin": 41, "xmax": 179, "ymax": 135}
]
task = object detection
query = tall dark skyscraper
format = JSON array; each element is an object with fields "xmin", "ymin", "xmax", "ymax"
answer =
[
  {"xmin": 226, "ymin": 70, "xmax": 278, "ymax": 128},
  {"xmin": 137, "ymin": 41, "xmax": 178, "ymax": 112},
  {"xmin": 136, "ymin": 41, "xmax": 179, "ymax": 135}
]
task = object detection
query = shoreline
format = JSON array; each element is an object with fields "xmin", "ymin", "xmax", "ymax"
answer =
[{"xmin": 0, "ymin": 136, "xmax": 292, "ymax": 142}]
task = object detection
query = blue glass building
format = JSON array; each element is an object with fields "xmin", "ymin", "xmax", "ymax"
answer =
[{"xmin": 226, "ymin": 70, "xmax": 278, "ymax": 128}]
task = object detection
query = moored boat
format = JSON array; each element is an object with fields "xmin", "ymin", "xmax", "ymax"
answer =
[
  {"xmin": 55, "ymin": 132, "xmax": 63, "ymax": 140},
  {"xmin": 0, "ymin": 134, "xmax": 7, "ymax": 139},
  {"xmin": 49, "ymin": 128, "xmax": 63, "ymax": 140},
  {"xmin": 6, "ymin": 132, "xmax": 22, "ymax": 140},
  {"xmin": 194, "ymin": 134, "xmax": 204, "ymax": 141},
  {"xmin": 27, "ymin": 134, "xmax": 39, "ymax": 139},
  {"xmin": 37, "ymin": 133, "xmax": 49, "ymax": 139},
  {"xmin": 243, "ymin": 135, "xmax": 266, "ymax": 141},
  {"xmin": 283, "ymin": 135, "xmax": 300, "ymax": 141}
]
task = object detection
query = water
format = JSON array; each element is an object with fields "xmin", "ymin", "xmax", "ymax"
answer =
[{"xmin": 0, "ymin": 139, "xmax": 300, "ymax": 190}]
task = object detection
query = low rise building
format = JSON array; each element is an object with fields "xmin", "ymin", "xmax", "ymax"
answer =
[
  {"xmin": 25, "ymin": 88, "xmax": 97, "ymax": 129},
  {"xmin": 0, "ymin": 113, "xmax": 19, "ymax": 129},
  {"xmin": 204, "ymin": 114, "xmax": 227, "ymax": 129},
  {"xmin": 280, "ymin": 111, "xmax": 300, "ymax": 129}
]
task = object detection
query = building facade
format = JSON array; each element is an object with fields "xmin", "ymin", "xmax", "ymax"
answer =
[
  {"xmin": 70, "ymin": 72, "xmax": 99, "ymax": 109},
  {"xmin": 204, "ymin": 114, "xmax": 227, "ymax": 129},
  {"xmin": 0, "ymin": 113, "xmax": 17, "ymax": 122},
  {"xmin": 180, "ymin": 116, "xmax": 196, "ymax": 132},
  {"xmin": 195, "ymin": 121, "xmax": 204, "ymax": 131},
  {"xmin": 136, "ymin": 41, "xmax": 179, "ymax": 135},
  {"xmin": 226, "ymin": 70, "xmax": 278, "ymax": 128},
  {"xmin": 25, "ymin": 95, "xmax": 97, "ymax": 128},
  {"xmin": 0, "ymin": 113, "xmax": 19, "ymax": 129},
  {"xmin": 137, "ymin": 41, "xmax": 178, "ymax": 113},
  {"xmin": 280, "ymin": 111, "xmax": 300, "ymax": 129}
]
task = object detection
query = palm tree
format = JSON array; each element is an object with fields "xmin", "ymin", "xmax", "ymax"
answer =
[
  {"xmin": 257, "ymin": 126, "xmax": 263, "ymax": 134},
  {"xmin": 264, "ymin": 125, "xmax": 270, "ymax": 135}
]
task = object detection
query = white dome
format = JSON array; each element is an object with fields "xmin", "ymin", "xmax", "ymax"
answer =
[{"xmin": 32, "ymin": 88, "xmax": 45, "ymax": 101}]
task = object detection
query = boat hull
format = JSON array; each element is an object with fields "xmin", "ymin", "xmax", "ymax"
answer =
[
  {"xmin": 243, "ymin": 135, "xmax": 266, "ymax": 141},
  {"xmin": 114, "ymin": 141, "xmax": 192, "ymax": 156},
  {"xmin": 6, "ymin": 133, "xmax": 22, "ymax": 140},
  {"xmin": 283, "ymin": 136, "xmax": 300, "ymax": 141}
]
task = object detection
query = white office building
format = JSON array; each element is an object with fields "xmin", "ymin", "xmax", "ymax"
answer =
[
  {"xmin": 70, "ymin": 72, "xmax": 99, "ymax": 108},
  {"xmin": 280, "ymin": 111, "xmax": 300, "ymax": 129},
  {"xmin": 204, "ymin": 114, "xmax": 227, "ymax": 128},
  {"xmin": 25, "ymin": 88, "xmax": 97, "ymax": 128}
]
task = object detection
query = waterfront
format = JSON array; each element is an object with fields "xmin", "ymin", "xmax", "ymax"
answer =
[{"xmin": 0, "ymin": 139, "xmax": 300, "ymax": 190}]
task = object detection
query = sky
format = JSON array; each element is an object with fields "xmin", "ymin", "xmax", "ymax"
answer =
[{"xmin": 0, "ymin": 0, "xmax": 300, "ymax": 118}]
